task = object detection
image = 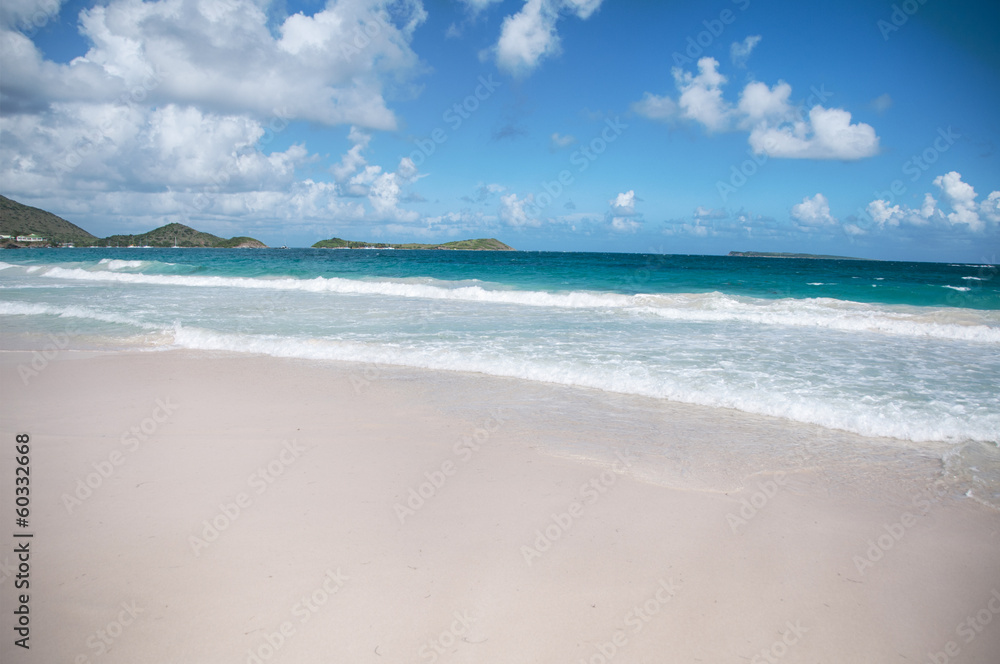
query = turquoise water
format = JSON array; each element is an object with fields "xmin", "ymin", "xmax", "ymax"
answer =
[
  {"xmin": 2, "ymin": 247, "xmax": 998, "ymax": 503},
  {"xmin": 5, "ymin": 247, "xmax": 996, "ymax": 307}
]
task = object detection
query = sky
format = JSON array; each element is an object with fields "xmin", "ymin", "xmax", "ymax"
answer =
[{"xmin": 1, "ymin": 0, "xmax": 998, "ymax": 261}]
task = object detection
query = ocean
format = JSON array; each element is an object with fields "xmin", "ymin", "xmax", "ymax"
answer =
[{"xmin": 2, "ymin": 248, "xmax": 998, "ymax": 505}]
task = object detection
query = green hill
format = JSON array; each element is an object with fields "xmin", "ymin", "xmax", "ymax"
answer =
[
  {"xmin": 95, "ymin": 223, "xmax": 267, "ymax": 248},
  {"xmin": 313, "ymin": 237, "xmax": 514, "ymax": 251},
  {"xmin": 1, "ymin": 196, "xmax": 267, "ymax": 248},
  {"xmin": 0, "ymin": 195, "xmax": 96, "ymax": 244}
]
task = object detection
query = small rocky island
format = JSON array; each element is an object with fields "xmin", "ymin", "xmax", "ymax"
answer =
[
  {"xmin": 728, "ymin": 251, "xmax": 873, "ymax": 260},
  {"xmin": 313, "ymin": 237, "xmax": 515, "ymax": 251}
]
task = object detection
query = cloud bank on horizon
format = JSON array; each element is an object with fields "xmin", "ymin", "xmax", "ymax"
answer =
[{"xmin": 0, "ymin": 0, "xmax": 997, "ymax": 260}]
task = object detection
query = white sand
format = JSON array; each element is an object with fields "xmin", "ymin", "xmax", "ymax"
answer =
[{"xmin": 2, "ymin": 349, "xmax": 999, "ymax": 663}]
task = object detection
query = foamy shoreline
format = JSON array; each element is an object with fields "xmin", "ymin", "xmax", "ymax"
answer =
[{"xmin": 2, "ymin": 349, "xmax": 999, "ymax": 663}]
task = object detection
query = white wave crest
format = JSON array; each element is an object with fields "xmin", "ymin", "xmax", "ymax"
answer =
[
  {"xmin": 33, "ymin": 267, "xmax": 1000, "ymax": 343},
  {"xmin": 169, "ymin": 326, "xmax": 1000, "ymax": 444}
]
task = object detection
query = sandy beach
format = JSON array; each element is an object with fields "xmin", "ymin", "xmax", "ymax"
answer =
[{"xmin": 2, "ymin": 348, "xmax": 999, "ymax": 663}]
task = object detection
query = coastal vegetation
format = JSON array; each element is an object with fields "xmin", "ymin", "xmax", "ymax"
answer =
[
  {"xmin": 312, "ymin": 237, "xmax": 515, "ymax": 251},
  {"xmin": 1, "ymin": 195, "xmax": 513, "ymax": 250},
  {"xmin": 728, "ymin": 251, "xmax": 874, "ymax": 260}
]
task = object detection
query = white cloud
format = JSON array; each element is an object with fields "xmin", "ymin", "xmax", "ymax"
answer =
[
  {"xmin": 694, "ymin": 206, "xmax": 727, "ymax": 220},
  {"xmin": 368, "ymin": 171, "xmax": 418, "ymax": 222},
  {"xmin": 872, "ymin": 93, "xmax": 892, "ymax": 113},
  {"xmin": 633, "ymin": 59, "xmax": 880, "ymax": 160},
  {"xmin": 331, "ymin": 126, "xmax": 371, "ymax": 182},
  {"xmin": 397, "ymin": 156, "xmax": 419, "ymax": 182},
  {"xmin": 730, "ymin": 35, "xmax": 761, "ymax": 67},
  {"xmin": 456, "ymin": 0, "xmax": 504, "ymax": 13},
  {"xmin": 791, "ymin": 193, "xmax": 835, "ymax": 226},
  {"xmin": 0, "ymin": 0, "xmax": 62, "ymax": 31},
  {"xmin": 550, "ymin": 132, "xmax": 577, "ymax": 149},
  {"xmin": 2, "ymin": 0, "xmax": 426, "ymax": 129},
  {"xmin": 499, "ymin": 192, "xmax": 538, "ymax": 226},
  {"xmin": 749, "ymin": 106, "xmax": 879, "ymax": 160},
  {"xmin": 866, "ymin": 199, "xmax": 903, "ymax": 227},
  {"xmin": 934, "ymin": 171, "xmax": 987, "ymax": 232},
  {"xmin": 630, "ymin": 92, "xmax": 677, "ymax": 123},
  {"xmin": 861, "ymin": 173, "xmax": 999, "ymax": 235},
  {"xmin": 673, "ymin": 57, "xmax": 731, "ymax": 132},
  {"xmin": 609, "ymin": 190, "xmax": 637, "ymax": 216},
  {"xmin": 737, "ymin": 81, "xmax": 792, "ymax": 126},
  {"xmin": 606, "ymin": 190, "xmax": 641, "ymax": 232},
  {"xmin": 610, "ymin": 217, "xmax": 641, "ymax": 232},
  {"xmin": 493, "ymin": 0, "xmax": 603, "ymax": 76},
  {"xmin": 981, "ymin": 191, "xmax": 1000, "ymax": 223}
]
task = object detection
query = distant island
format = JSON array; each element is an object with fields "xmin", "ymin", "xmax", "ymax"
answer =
[
  {"xmin": 93, "ymin": 223, "xmax": 266, "ymax": 248},
  {"xmin": 313, "ymin": 237, "xmax": 515, "ymax": 251},
  {"xmin": 1, "ymin": 195, "xmax": 97, "ymax": 246},
  {"xmin": 1, "ymin": 195, "xmax": 266, "ymax": 248},
  {"xmin": 728, "ymin": 251, "xmax": 874, "ymax": 260},
  {"xmin": 1, "ymin": 195, "xmax": 516, "ymax": 251}
]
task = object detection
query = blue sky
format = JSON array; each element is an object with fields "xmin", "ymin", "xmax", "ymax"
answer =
[{"xmin": 1, "ymin": 0, "xmax": 998, "ymax": 261}]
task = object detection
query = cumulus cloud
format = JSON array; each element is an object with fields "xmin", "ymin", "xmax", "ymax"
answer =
[
  {"xmin": 730, "ymin": 35, "xmax": 761, "ymax": 68},
  {"xmin": 492, "ymin": 0, "xmax": 603, "ymax": 76},
  {"xmin": 673, "ymin": 57, "xmax": 731, "ymax": 132},
  {"xmin": 331, "ymin": 126, "xmax": 372, "ymax": 182},
  {"xmin": 0, "ymin": 0, "xmax": 433, "ymax": 234},
  {"xmin": 499, "ymin": 192, "xmax": 538, "ymax": 226},
  {"xmin": 694, "ymin": 206, "xmax": 727, "ymax": 220},
  {"xmin": 981, "ymin": 191, "xmax": 1000, "ymax": 223},
  {"xmin": 860, "ymin": 172, "xmax": 998, "ymax": 235},
  {"xmin": 606, "ymin": 190, "xmax": 641, "ymax": 232},
  {"xmin": 2, "ymin": 0, "xmax": 425, "ymax": 128},
  {"xmin": 550, "ymin": 132, "xmax": 577, "ymax": 149},
  {"xmin": 748, "ymin": 106, "xmax": 879, "ymax": 160},
  {"xmin": 609, "ymin": 190, "xmax": 636, "ymax": 216},
  {"xmin": 630, "ymin": 92, "xmax": 677, "ymax": 123},
  {"xmin": 934, "ymin": 171, "xmax": 984, "ymax": 232},
  {"xmin": 791, "ymin": 193, "xmax": 835, "ymax": 226},
  {"xmin": 865, "ymin": 194, "xmax": 936, "ymax": 229},
  {"xmin": 737, "ymin": 80, "xmax": 792, "ymax": 126},
  {"xmin": 633, "ymin": 57, "xmax": 880, "ymax": 160}
]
